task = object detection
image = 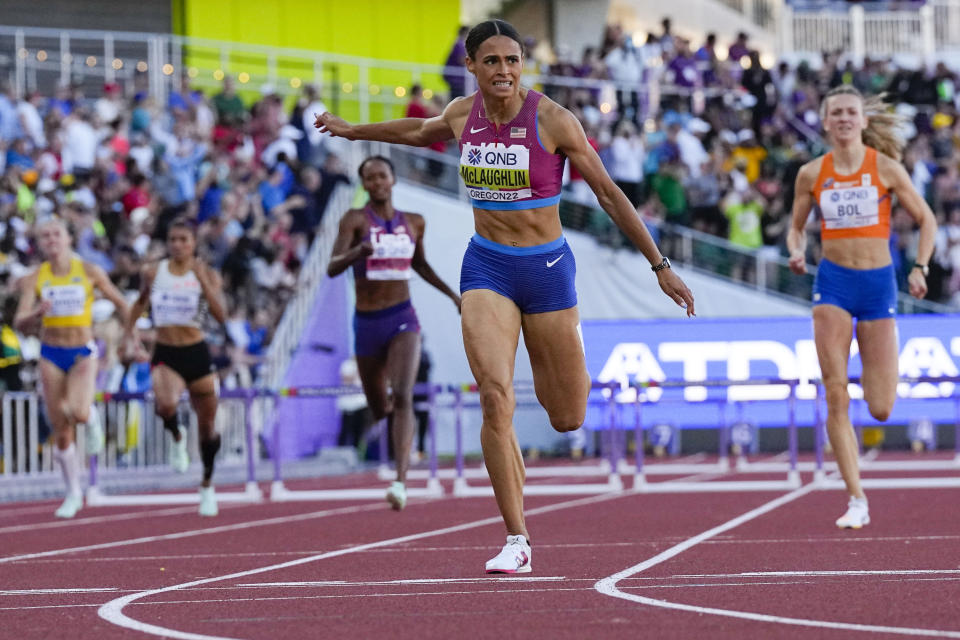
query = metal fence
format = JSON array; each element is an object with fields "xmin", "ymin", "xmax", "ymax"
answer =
[{"xmin": 781, "ymin": 1, "xmax": 960, "ymax": 63}]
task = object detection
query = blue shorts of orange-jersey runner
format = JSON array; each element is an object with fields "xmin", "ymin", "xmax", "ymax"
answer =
[
  {"xmin": 812, "ymin": 257, "xmax": 897, "ymax": 321},
  {"xmin": 40, "ymin": 341, "xmax": 97, "ymax": 373},
  {"xmin": 460, "ymin": 234, "xmax": 577, "ymax": 314}
]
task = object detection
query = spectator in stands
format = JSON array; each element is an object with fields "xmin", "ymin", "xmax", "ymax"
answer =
[
  {"xmin": 608, "ymin": 121, "xmax": 644, "ymax": 207},
  {"xmin": 443, "ymin": 26, "xmax": 470, "ymax": 98},
  {"xmin": 406, "ymin": 84, "xmax": 446, "ymax": 180},
  {"xmin": 742, "ymin": 50, "xmax": 777, "ymax": 135},
  {"xmin": 728, "ymin": 31, "xmax": 750, "ymax": 66},
  {"xmin": 212, "ymin": 76, "xmax": 245, "ymax": 127},
  {"xmin": 604, "ymin": 33, "xmax": 643, "ymax": 129}
]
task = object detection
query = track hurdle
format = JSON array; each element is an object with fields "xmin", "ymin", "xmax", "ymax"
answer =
[
  {"xmin": 450, "ymin": 381, "xmax": 624, "ymax": 497},
  {"xmin": 85, "ymin": 389, "xmax": 264, "ymax": 506},
  {"xmin": 809, "ymin": 375, "xmax": 960, "ymax": 490},
  {"xmin": 269, "ymin": 384, "xmax": 444, "ymax": 501},
  {"xmin": 625, "ymin": 378, "xmax": 803, "ymax": 493}
]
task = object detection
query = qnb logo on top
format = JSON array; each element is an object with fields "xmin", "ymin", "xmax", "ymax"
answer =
[{"xmin": 467, "ymin": 149, "xmax": 483, "ymax": 166}]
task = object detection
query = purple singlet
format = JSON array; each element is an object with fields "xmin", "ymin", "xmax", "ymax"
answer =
[
  {"xmin": 352, "ymin": 206, "xmax": 416, "ymax": 281},
  {"xmin": 458, "ymin": 89, "xmax": 564, "ymax": 210}
]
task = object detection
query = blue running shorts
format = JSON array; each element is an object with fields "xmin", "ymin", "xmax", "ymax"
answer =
[
  {"xmin": 813, "ymin": 258, "xmax": 897, "ymax": 320},
  {"xmin": 460, "ymin": 234, "xmax": 577, "ymax": 314}
]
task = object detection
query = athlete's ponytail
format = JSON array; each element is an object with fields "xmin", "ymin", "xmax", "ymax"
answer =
[{"xmin": 820, "ymin": 85, "xmax": 906, "ymax": 161}]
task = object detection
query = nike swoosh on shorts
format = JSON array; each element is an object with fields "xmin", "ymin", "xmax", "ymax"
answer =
[{"xmin": 546, "ymin": 254, "xmax": 565, "ymax": 268}]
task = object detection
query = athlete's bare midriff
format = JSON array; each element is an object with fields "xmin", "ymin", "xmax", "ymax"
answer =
[
  {"xmin": 821, "ymin": 237, "xmax": 891, "ymax": 270},
  {"xmin": 156, "ymin": 325, "xmax": 206, "ymax": 347},
  {"xmin": 40, "ymin": 326, "xmax": 93, "ymax": 348},
  {"xmin": 355, "ymin": 280, "xmax": 411, "ymax": 313},
  {"xmin": 472, "ymin": 205, "xmax": 564, "ymax": 246}
]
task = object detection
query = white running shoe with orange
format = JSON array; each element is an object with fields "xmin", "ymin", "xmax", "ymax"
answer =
[
  {"xmin": 835, "ymin": 497, "xmax": 870, "ymax": 529},
  {"xmin": 485, "ymin": 535, "xmax": 532, "ymax": 574}
]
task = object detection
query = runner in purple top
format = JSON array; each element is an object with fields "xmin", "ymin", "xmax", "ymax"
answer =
[
  {"xmin": 327, "ymin": 156, "xmax": 461, "ymax": 511},
  {"xmin": 317, "ymin": 20, "xmax": 694, "ymax": 574}
]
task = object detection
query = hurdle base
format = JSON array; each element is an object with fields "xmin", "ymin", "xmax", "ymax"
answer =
[
  {"xmin": 269, "ymin": 477, "xmax": 444, "ymax": 502},
  {"xmin": 85, "ymin": 481, "xmax": 263, "ymax": 506},
  {"xmin": 452, "ymin": 474, "xmax": 622, "ymax": 497},
  {"xmin": 633, "ymin": 479, "xmax": 801, "ymax": 493},
  {"xmin": 816, "ymin": 477, "xmax": 960, "ymax": 490}
]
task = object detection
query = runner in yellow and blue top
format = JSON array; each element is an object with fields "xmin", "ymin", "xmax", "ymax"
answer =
[
  {"xmin": 317, "ymin": 20, "xmax": 694, "ymax": 573},
  {"xmin": 14, "ymin": 217, "xmax": 135, "ymax": 519}
]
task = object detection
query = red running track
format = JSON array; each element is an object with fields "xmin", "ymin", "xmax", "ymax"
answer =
[{"xmin": 1, "ymin": 469, "xmax": 959, "ymax": 640}]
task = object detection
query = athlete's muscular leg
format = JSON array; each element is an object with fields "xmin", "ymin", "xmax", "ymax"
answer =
[
  {"xmin": 63, "ymin": 356, "xmax": 96, "ymax": 428},
  {"xmin": 153, "ymin": 364, "xmax": 187, "ymax": 440},
  {"xmin": 39, "ymin": 360, "xmax": 71, "ymax": 449},
  {"xmin": 384, "ymin": 331, "xmax": 421, "ymax": 483},
  {"xmin": 189, "ymin": 374, "xmax": 220, "ymax": 487},
  {"xmin": 856, "ymin": 318, "xmax": 899, "ymax": 422},
  {"xmin": 521, "ymin": 306, "xmax": 591, "ymax": 432},
  {"xmin": 462, "ymin": 289, "xmax": 526, "ymax": 538},
  {"xmin": 814, "ymin": 305, "xmax": 864, "ymax": 500},
  {"xmin": 356, "ymin": 356, "xmax": 391, "ymax": 420}
]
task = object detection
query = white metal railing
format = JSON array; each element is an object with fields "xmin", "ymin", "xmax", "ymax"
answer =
[
  {"xmin": 262, "ymin": 181, "xmax": 356, "ymax": 390},
  {"xmin": 781, "ymin": 1, "xmax": 960, "ymax": 63}
]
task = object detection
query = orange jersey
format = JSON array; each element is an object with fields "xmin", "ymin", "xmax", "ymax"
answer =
[{"xmin": 812, "ymin": 147, "xmax": 891, "ymax": 240}]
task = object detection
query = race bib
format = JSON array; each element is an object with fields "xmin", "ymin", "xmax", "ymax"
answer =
[
  {"xmin": 152, "ymin": 289, "xmax": 202, "ymax": 327},
  {"xmin": 459, "ymin": 142, "xmax": 532, "ymax": 202},
  {"xmin": 366, "ymin": 229, "xmax": 414, "ymax": 281},
  {"xmin": 41, "ymin": 284, "xmax": 87, "ymax": 318},
  {"xmin": 820, "ymin": 186, "xmax": 880, "ymax": 230}
]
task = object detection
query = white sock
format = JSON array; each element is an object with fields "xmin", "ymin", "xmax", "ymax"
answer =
[
  {"xmin": 850, "ymin": 496, "xmax": 868, "ymax": 508},
  {"xmin": 54, "ymin": 443, "xmax": 82, "ymax": 498}
]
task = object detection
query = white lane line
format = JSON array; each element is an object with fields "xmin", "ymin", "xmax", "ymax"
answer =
[
  {"xmin": 0, "ymin": 505, "xmax": 207, "ymax": 535},
  {"xmin": 98, "ymin": 491, "xmax": 628, "ymax": 640},
  {"xmin": 0, "ymin": 503, "xmax": 384, "ymax": 564},
  {"xmin": 0, "ymin": 587, "xmax": 123, "ymax": 595},
  {"xmin": 237, "ymin": 576, "xmax": 566, "ymax": 588},
  {"xmin": 673, "ymin": 570, "xmax": 960, "ymax": 579},
  {"xmin": 595, "ymin": 482, "xmax": 960, "ymax": 638},
  {"xmin": 0, "ymin": 504, "xmax": 63, "ymax": 518},
  {"xmin": 9, "ymin": 586, "xmax": 592, "ymax": 612}
]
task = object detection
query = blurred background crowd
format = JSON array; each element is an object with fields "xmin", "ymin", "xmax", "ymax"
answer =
[{"xmin": 3, "ymin": 13, "xmax": 960, "ymax": 394}]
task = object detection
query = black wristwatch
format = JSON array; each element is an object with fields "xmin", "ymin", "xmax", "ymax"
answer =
[
  {"xmin": 651, "ymin": 257, "xmax": 671, "ymax": 273},
  {"xmin": 912, "ymin": 262, "xmax": 929, "ymax": 277}
]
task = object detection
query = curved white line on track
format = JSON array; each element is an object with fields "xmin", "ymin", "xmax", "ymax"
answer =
[
  {"xmin": 0, "ymin": 503, "xmax": 384, "ymax": 564},
  {"xmin": 594, "ymin": 483, "xmax": 960, "ymax": 638},
  {"xmin": 98, "ymin": 492, "xmax": 627, "ymax": 640}
]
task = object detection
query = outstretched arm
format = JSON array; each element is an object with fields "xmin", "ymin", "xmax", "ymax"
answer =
[
  {"xmin": 410, "ymin": 216, "xmax": 461, "ymax": 313},
  {"xmin": 315, "ymin": 109, "xmax": 455, "ymax": 148},
  {"xmin": 545, "ymin": 105, "xmax": 694, "ymax": 316},
  {"xmin": 786, "ymin": 163, "xmax": 817, "ymax": 275}
]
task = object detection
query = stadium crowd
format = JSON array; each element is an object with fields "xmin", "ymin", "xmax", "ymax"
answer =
[
  {"xmin": 3, "ymin": 16, "xmax": 960, "ymax": 400},
  {"xmin": 0, "ymin": 74, "xmax": 351, "ymax": 394},
  {"xmin": 532, "ymin": 21, "xmax": 960, "ymax": 306}
]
